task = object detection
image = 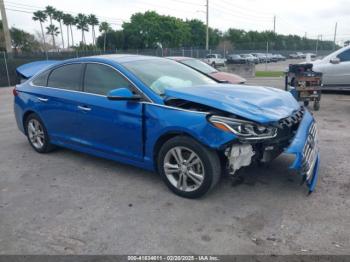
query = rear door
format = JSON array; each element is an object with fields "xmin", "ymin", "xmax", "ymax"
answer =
[
  {"xmin": 76, "ymin": 63, "xmax": 144, "ymax": 161},
  {"xmin": 35, "ymin": 63, "xmax": 85, "ymax": 144}
]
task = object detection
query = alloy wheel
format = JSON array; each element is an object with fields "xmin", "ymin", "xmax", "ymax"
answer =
[
  {"xmin": 163, "ymin": 146, "xmax": 205, "ymax": 192},
  {"xmin": 27, "ymin": 119, "xmax": 45, "ymax": 149}
]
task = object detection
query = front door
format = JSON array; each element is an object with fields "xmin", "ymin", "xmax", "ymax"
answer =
[
  {"xmin": 77, "ymin": 63, "xmax": 144, "ymax": 161},
  {"xmin": 322, "ymin": 49, "xmax": 350, "ymax": 86}
]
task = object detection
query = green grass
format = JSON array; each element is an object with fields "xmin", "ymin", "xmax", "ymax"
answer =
[{"xmin": 255, "ymin": 71, "xmax": 284, "ymax": 77}]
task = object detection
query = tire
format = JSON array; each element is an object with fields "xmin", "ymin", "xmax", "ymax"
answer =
[
  {"xmin": 303, "ymin": 101, "xmax": 309, "ymax": 107},
  {"xmin": 211, "ymin": 62, "xmax": 216, "ymax": 68},
  {"xmin": 313, "ymin": 101, "xmax": 320, "ymax": 111},
  {"xmin": 25, "ymin": 113, "xmax": 55, "ymax": 153},
  {"xmin": 157, "ymin": 136, "xmax": 221, "ymax": 198}
]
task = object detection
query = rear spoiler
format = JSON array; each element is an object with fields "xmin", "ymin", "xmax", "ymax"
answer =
[{"xmin": 16, "ymin": 60, "xmax": 60, "ymax": 82}]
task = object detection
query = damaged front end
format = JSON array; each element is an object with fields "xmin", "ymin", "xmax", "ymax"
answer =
[
  {"xmin": 164, "ymin": 91, "xmax": 320, "ymax": 193},
  {"xmin": 209, "ymin": 106, "xmax": 320, "ymax": 193}
]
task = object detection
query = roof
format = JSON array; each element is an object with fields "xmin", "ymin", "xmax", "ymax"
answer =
[
  {"xmin": 86, "ymin": 54, "xmax": 160, "ymax": 63},
  {"xmin": 166, "ymin": 56, "xmax": 193, "ymax": 61}
]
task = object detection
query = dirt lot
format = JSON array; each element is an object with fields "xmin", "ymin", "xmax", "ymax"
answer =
[{"xmin": 0, "ymin": 81, "xmax": 349, "ymax": 255}]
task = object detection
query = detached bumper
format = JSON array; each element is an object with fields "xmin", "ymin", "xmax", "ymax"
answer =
[{"xmin": 284, "ymin": 110, "xmax": 320, "ymax": 192}]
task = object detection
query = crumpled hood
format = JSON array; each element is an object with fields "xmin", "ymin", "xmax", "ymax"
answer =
[{"xmin": 164, "ymin": 84, "xmax": 300, "ymax": 124}]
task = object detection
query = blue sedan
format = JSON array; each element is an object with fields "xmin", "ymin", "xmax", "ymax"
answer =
[{"xmin": 14, "ymin": 55, "xmax": 320, "ymax": 198}]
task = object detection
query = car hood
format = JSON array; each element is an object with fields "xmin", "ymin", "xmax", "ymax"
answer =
[
  {"xmin": 209, "ymin": 71, "xmax": 246, "ymax": 84},
  {"xmin": 164, "ymin": 84, "xmax": 300, "ymax": 124}
]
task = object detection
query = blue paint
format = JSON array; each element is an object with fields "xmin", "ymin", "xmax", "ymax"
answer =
[
  {"xmin": 14, "ymin": 55, "xmax": 320, "ymax": 193},
  {"xmin": 16, "ymin": 60, "xmax": 60, "ymax": 78}
]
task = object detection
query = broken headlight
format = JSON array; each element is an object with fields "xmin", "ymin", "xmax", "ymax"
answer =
[{"xmin": 209, "ymin": 115, "xmax": 277, "ymax": 139}]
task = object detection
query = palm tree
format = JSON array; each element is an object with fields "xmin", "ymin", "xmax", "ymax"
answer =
[
  {"xmin": 53, "ymin": 10, "xmax": 65, "ymax": 49},
  {"xmin": 99, "ymin": 22, "xmax": 111, "ymax": 52},
  {"xmin": 46, "ymin": 24, "xmax": 60, "ymax": 48},
  {"xmin": 87, "ymin": 14, "xmax": 99, "ymax": 46},
  {"xmin": 63, "ymin": 14, "xmax": 75, "ymax": 47},
  {"xmin": 75, "ymin": 14, "xmax": 89, "ymax": 45},
  {"xmin": 32, "ymin": 11, "xmax": 47, "ymax": 51},
  {"xmin": 44, "ymin": 6, "xmax": 57, "ymax": 48}
]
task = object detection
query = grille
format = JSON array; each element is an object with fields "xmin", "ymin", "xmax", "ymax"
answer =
[
  {"xmin": 278, "ymin": 107, "xmax": 304, "ymax": 128},
  {"xmin": 302, "ymin": 122, "xmax": 318, "ymax": 179}
]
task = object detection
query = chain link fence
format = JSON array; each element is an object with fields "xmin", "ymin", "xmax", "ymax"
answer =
[{"xmin": 0, "ymin": 48, "xmax": 334, "ymax": 87}]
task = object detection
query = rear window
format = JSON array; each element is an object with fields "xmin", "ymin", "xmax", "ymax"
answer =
[
  {"xmin": 48, "ymin": 64, "xmax": 83, "ymax": 91},
  {"xmin": 32, "ymin": 70, "xmax": 50, "ymax": 86}
]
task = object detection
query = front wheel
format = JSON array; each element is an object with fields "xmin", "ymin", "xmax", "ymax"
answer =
[{"xmin": 157, "ymin": 136, "xmax": 221, "ymax": 198}]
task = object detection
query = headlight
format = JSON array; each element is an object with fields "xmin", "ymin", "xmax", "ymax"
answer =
[{"xmin": 209, "ymin": 115, "xmax": 277, "ymax": 140}]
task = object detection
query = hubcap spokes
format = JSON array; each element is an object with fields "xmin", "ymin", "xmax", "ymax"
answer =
[
  {"xmin": 28, "ymin": 119, "xmax": 45, "ymax": 149},
  {"xmin": 164, "ymin": 146, "xmax": 204, "ymax": 192}
]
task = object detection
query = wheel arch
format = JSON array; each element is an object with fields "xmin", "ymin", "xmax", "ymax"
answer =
[
  {"xmin": 152, "ymin": 131, "xmax": 205, "ymax": 172},
  {"xmin": 22, "ymin": 110, "xmax": 38, "ymax": 135}
]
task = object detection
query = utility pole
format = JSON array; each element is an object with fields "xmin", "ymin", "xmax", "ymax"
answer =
[
  {"xmin": 273, "ymin": 15, "xmax": 276, "ymax": 33},
  {"xmin": 315, "ymin": 34, "xmax": 320, "ymax": 54},
  {"xmin": 0, "ymin": 0, "xmax": 12, "ymax": 53},
  {"xmin": 205, "ymin": 0, "xmax": 209, "ymax": 51},
  {"xmin": 333, "ymin": 22, "xmax": 338, "ymax": 50}
]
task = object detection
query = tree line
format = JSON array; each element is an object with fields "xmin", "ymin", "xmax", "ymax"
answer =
[{"xmin": 97, "ymin": 11, "xmax": 336, "ymax": 51}]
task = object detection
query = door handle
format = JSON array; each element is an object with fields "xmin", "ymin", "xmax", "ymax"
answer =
[
  {"xmin": 77, "ymin": 105, "xmax": 92, "ymax": 111},
  {"xmin": 37, "ymin": 97, "xmax": 48, "ymax": 102}
]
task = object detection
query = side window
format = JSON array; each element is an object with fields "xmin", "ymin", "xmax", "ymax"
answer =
[
  {"xmin": 337, "ymin": 49, "xmax": 350, "ymax": 62},
  {"xmin": 48, "ymin": 64, "xmax": 83, "ymax": 91},
  {"xmin": 32, "ymin": 70, "xmax": 50, "ymax": 86},
  {"xmin": 84, "ymin": 64, "xmax": 132, "ymax": 95}
]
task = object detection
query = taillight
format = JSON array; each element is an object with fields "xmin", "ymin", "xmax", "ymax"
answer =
[{"xmin": 13, "ymin": 87, "xmax": 18, "ymax": 96}]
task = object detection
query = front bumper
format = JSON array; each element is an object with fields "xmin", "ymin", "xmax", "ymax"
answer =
[{"xmin": 284, "ymin": 109, "xmax": 320, "ymax": 192}]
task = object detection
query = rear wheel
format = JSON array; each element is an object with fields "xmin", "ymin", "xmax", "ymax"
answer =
[
  {"xmin": 25, "ymin": 113, "xmax": 55, "ymax": 153},
  {"xmin": 157, "ymin": 136, "xmax": 221, "ymax": 198}
]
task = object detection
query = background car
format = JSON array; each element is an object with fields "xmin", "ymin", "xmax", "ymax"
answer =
[
  {"xmin": 203, "ymin": 53, "xmax": 226, "ymax": 67},
  {"xmin": 289, "ymin": 53, "xmax": 300, "ymax": 59},
  {"xmin": 312, "ymin": 45, "xmax": 350, "ymax": 89},
  {"xmin": 168, "ymin": 57, "xmax": 246, "ymax": 84},
  {"xmin": 275, "ymin": 54, "xmax": 286, "ymax": 61},
  {"xmin": 240, "ymin": 54, "xmax": 259, "ymax": 64},
  {"xmin": 226, "ymin": 54, "xmax": 246, "ymax": 64},
  {"xmin": 251, "ymin": 53, "xmax": 269, "ymax": 63},
  {"xmin": 266, "ymin": 53, "xmax": 278, "ymax": 62}
]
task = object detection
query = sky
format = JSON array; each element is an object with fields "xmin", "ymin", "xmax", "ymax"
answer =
[{"xmin": 1, "ymin": 0, "xmax": 350, "ymax": 47}]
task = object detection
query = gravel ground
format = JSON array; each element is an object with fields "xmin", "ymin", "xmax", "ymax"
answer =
[{"xmin": 0, "ymin": 82, "xmax": 349, "ymax": 255}]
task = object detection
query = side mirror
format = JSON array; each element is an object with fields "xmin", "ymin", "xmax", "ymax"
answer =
[
  {"xmin": 330, "ymin": 57, "xmax": 340, "ymax": 64},
  {"xmin": 107, "ymin": 88, "xmax": 141, "ymax": 101}
]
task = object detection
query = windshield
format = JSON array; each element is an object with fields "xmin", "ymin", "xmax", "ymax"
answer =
[
  {"xmin": 181, "ymin": 59, "xmax": 217, "ymax": 74},
  {"xmin": 122, "ymin": 58, "xmax": 216, "ymax": 95}
]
